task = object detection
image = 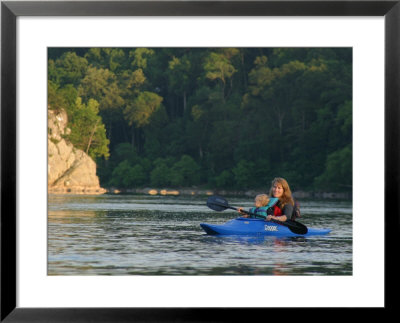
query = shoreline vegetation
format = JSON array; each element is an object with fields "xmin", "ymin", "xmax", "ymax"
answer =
[
  {"xmin": 48, "ymin": 48, "xmax": 352, "ymax": 197},
  {"xmin": 95, "ymin": 187, "xmax": 352, "ymax": 200}
]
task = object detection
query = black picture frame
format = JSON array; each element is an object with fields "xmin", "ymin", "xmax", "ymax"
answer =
[{"xmin": 1, "ymin": 1, "xmax": 398, "ymax": 321}]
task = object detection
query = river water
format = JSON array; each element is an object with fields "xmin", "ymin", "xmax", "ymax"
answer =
[{"xmin": 48, "ymin": 194, "xmax": 352, "ymax": 275}]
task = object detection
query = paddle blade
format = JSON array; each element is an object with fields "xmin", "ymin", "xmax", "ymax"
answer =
[
  {"xmin": 285, "ymin": 220, "xmax": 308, "ymax": 235},
  {"xmin": 207, "ymin": 195, "xmax": 229, "ymax": 212}
]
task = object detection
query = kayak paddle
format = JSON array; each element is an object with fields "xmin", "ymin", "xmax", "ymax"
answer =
[{"xmin": 207, "ymin": 195, "xmax": 308, "ymax": 235}]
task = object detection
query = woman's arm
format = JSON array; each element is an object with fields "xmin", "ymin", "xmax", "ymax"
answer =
[
  {"xmin": 266, "ymin": 204, "xmax": 293, "ymax": 222},
  {"xmin": 270, "ymin": 215, "xmax": 287, "ymax": 222},
  {"xmin": 266, "ymin": 214, "xmax": 287, "ymax": 222}
]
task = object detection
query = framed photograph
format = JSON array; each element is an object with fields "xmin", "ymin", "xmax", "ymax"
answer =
[{"xmin": 2, "ymin": 0, "xmax": 398, "ymax": 321}]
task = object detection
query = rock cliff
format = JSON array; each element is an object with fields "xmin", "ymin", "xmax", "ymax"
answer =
[{"xmin": 48, "ymin": 109, "xmax": 106, "ymax": 194}]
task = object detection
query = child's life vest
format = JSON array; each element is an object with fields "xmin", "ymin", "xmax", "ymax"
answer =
[{"xmin": 249, "ymin": 198, "xmax": 279, "ymax": 219}]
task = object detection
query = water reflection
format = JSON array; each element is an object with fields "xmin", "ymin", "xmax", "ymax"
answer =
[{"xmin": 48, "ymin": 209, "xmax": 97, "ymax": 221}]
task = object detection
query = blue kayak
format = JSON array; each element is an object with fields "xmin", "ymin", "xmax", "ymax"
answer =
[{"xmin": 200, "ymin": 217, "xmax": 331, "ymax": 237}]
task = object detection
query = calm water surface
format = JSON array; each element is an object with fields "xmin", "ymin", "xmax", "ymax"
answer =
[{"xmin": 48, "ymin": 194, "xmax": 352, "ymax": 275}]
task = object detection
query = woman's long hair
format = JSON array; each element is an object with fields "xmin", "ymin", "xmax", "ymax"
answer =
[{"xmin": 269, "ymin": 177, "xmax": 294, "ymax": 208}]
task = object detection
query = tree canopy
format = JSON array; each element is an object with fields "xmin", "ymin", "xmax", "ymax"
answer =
[{"xmin": 48, "ymin": 47, "xmax": 352, "ymax": 192}]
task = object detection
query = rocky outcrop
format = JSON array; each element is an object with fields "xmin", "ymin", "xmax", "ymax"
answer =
[{"xmin": 48, "ymin": 109, "xmax": 106, "ymax": 195}]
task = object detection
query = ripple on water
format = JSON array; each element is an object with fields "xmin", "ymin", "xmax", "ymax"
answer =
[{"xmin": 48, "ymin": 195, "xmax": 353, "ymax": 275}]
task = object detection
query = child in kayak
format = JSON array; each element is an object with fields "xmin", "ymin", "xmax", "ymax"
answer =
[{"xmin": 238, "ymin": 194, "xmax": 273, "ymax": 218}]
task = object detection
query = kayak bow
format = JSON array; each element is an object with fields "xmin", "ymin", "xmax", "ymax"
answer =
[{"xmin": 200, "ymin": 217, "xmax": 331, "ymax": 237}]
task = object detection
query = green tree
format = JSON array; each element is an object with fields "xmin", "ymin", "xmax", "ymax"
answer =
[
  {"xmin": 124, "ymin": 91, "xmax": 163, "ymax": 128},
  {"xmin": 232, "ymin": 160, "xmax": 255, "ymax": 189},
  {"xmin": 78, "ymin": 66, "xmax": 124, "ymax": 111},
  {"xmin": 130, "ymin": 48, "xmax": 155, "ymax": 69},
  {"xmin": 68, "ymin": 97, "xmax": 110, "ymax": 160},
  {"xmin": 168, "ymin": 55, "xmax": 191, "ymax": 115},
  {"xmin": 204, "ymin": 49, "xmax": 239, "ymax": 102},
  {"xmin": 128, "ymin": 164, "xmax": 148, "ymax": 186},
  {"xmin": 171, "ymin": 155, "xmax": 201, "ymax": 186},
  {"xmin": 150, "ymin": 158, "xmax": 173, "ymax": 187},
  {"xmin": 48, "ymin": 51, "xmax": 88, "ymax": 87},
  {"xmin": 336, "ymin": 100, "xmax": 352, "ymax": 142},
  {"xmin": 48, "ymin": 81, "xmax": 67, "ymax": 112},
  {"xmin": 110, "ymin": 160, "xmax": 147, "ymax": 188},
  {"xmin": 314, "ymin": 145, "xmax": 352, "ymax": 191},
  {"xmin": 84, "ymin": 48, "xmax": 127, "ymax": 72},
  {"xmin": 215, "ymin": 170, "xmax": 234, "ymax": 188},
  {"xmin": 110, "ymin": 142, "xmax": 139, "ymax": 165},
  {"xmin": 123, "ymin": 91, "xmax": 164, "ymax": 148}
]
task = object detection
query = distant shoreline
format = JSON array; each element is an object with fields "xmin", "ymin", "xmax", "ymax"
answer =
[
  {"xmin": 47, "ymin": 186, "xmax": 352, "ymax": 200},
  {"xmin": 104, "ymin": 187, "xmax": 352, "ymax": 200}
]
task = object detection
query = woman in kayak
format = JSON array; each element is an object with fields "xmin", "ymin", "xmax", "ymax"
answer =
[{"xmin": 266, "ymin": 177, "xmax": 295, "ymax": 222}]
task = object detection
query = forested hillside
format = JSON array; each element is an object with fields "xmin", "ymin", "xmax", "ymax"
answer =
[{"xmin": 48, "ymin": 47, "xmax": 352, "ymax": 192}]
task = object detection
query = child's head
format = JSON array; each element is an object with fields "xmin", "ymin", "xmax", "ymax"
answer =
[{"xmin": 255, "ymin": 194, "xmax": 270, "ymax": 207}]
